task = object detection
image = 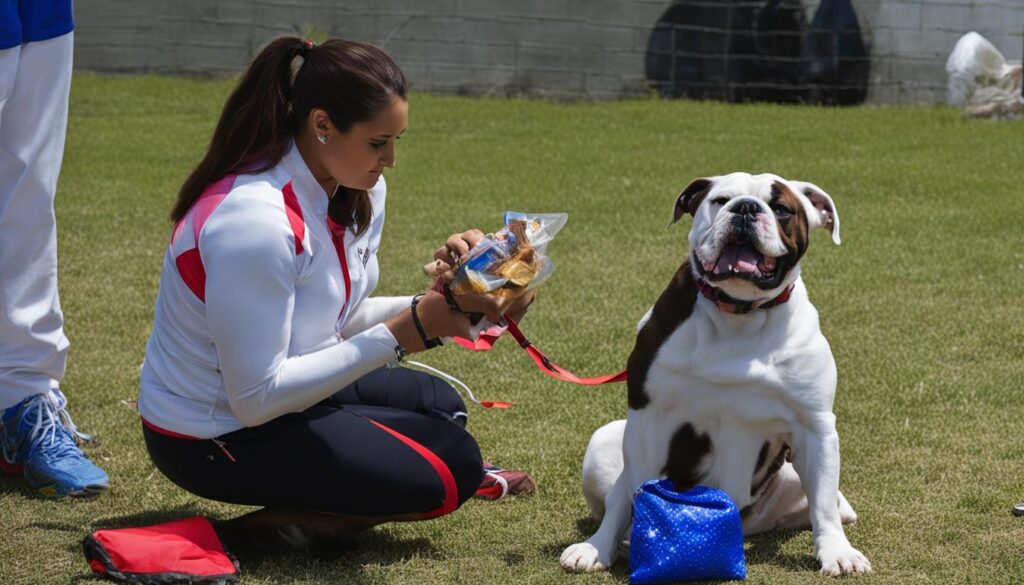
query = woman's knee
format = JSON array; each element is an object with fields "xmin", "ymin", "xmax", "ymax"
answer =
[
  {"xmin": 423, "ymin": 375, "xmax": 468, "ymax": 425},
  {"xmin": 448, "ymin": 428, "xmax": 484, "ymax": 506}
]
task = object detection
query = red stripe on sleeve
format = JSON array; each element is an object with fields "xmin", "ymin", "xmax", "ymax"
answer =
[
  {"xmin": 281, "ymin": 181, "xmax": 306, "ymax": 255},
  {"xmin": 175, "ymin": 248, "xmax": 207, "ymax": 302}
]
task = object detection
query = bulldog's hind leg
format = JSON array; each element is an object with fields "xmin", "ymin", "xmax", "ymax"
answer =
[
  {"xmin": 742, "ymin": 462, "xmax": 858, "ymax": 535},
  {"xmin": 581, "ymin": 420, "xmax": 626, "ymax": 521}
]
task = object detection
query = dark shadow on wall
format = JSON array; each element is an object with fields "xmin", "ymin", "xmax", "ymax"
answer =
[{"xmin": 645, "ymin": 0, "xmax": 869, "ymax": 105}]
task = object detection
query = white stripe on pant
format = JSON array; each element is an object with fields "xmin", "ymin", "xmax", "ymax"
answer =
[{"xmin": 0, "ymin": 32, "xmax": 73, "ymax": 409}]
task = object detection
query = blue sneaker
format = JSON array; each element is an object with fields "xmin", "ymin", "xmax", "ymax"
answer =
[{"xmin": 1, "ymin": 393, "xmax": 109, "ymax": 497}]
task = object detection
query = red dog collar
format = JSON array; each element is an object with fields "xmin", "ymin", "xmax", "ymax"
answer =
[{"xmin": 696, "ymin": 278, "xmax": 794, "ymax": 314}]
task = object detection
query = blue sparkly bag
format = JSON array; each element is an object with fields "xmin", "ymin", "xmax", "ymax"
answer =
[{"xmin": 629, "ymin": 480, "xmax": 746, "ymax": 584}]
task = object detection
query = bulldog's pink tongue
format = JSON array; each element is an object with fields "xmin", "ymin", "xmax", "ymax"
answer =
[{"xmin": 715, "ymin": 243, "xmax": 761, "ymax": 274}]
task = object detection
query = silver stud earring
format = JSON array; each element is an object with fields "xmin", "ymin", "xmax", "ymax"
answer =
[{"xmin": 318, "ymin": 135, "xmax": 328, "ymax": 144}]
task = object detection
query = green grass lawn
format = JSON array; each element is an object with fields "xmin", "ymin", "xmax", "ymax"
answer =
[{"xmin": 1, "ymin": 73, "xmax": 1023, "ymax": 584}]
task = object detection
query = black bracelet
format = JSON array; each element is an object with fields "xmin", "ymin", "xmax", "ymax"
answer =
[
  {"xmin": 411, "ymin": 294, "xmax": 441, "ymax": 349},
  {"xmin": 442, "ymin": 283, "xmax": 482, "ymax": 324},
  {"xmin": 441, "ymin": 283, "xmax": 463, "ymax": 312}
]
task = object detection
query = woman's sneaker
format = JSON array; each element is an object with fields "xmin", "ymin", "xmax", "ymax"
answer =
[{"xmin": 0, "ymin": 393, "xmax": 109, "ymax": 497}]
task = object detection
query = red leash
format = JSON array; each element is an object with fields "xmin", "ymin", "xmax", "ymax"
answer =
[{"xmin": 451, "ymin": 316, "xmax": 628, "ymax": 386}]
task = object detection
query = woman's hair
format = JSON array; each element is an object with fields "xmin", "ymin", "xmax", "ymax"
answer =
[{"xmin": 171, "ymin": 37, "xmax": 408, "ymax": 236}]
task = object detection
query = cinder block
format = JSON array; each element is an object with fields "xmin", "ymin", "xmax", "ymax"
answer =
[
  {"xmin": 895, "ymin": 83, "xmax": 944, "ymax": 105},
  {"xmin": 1003, "ymin": 8, "xmax": 1024, "ymax": 48},
  {"xmin": 864, "ymin": 82, "xmax": 896, "ymax": 104},
  {"xmin": 397, "ymin": 15, "xmax": 475, "ymax": 43},
  {"xmin": 373, "ymin": 0, "xmax": 452, "ymax": 15},
  {"xmin": 889, "ymin": 56, "xmax": 944, "ymax": 84},
  {"xmin": 326, "ymin": 14, "xmax": 380, "ymax": 41},
  {"xmin": 515, "ymin": 43, "xmax": 595, "ymax": 72},
  {"xmin": 922, "ymin": 3, "xmax": 970, "ymax": 32},
  {"xmin": 386, "ymin": 37, "xmax": 516, "ymax": 67},
  {"xmin": 973, "ymin": 4, "xmax": 1006, "ymax": 33},
  {"xmin": 923, "ymin": 29, "xmax": 959, "ymax": 59},
  {"xmin": 456, "ymin": 17, "xmax": 522, "ymax": 46},
  {"xmin": 516, "ymin": 68, "xmax": 586, "ymax": 95},
  {"xmin": 455, "ymin": 0, "xmax": 570, "ymax": 19},
  {"xmin": 868, "ymin": 26, "xmax": 894, "ymax": 56},
  {"xmin": 515, "ymin": 19, "xmax": 633, "ymax": 49},
  {"xmin": 421, "ymin": 62, "xmax": 477, "ymax": 90},
  {"xmin": 602, "ymin": 48, "xmax": 644, "ymax": 75},
  {"xmin": 567, "ymin": 0, "xmax": 650, "ymax": 26},
  {"xmin": 878, "ymin": 1, "xmax": 921, "ymax": 29},
  {"xmin": 892, "ymin": 29, "xmax": 925, "ymax": 56},
  {"xmin": 583, "ymin": 72, "xmax": 626, "ymax": 99},
  {"xmin": 214, "ymin": 2, "xmax": 257, "ymax": 25}
]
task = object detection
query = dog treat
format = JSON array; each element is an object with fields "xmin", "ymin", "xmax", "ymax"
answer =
[{"xmin": 448, "ymin": 212, "xmax": 566, "ymax": 297}]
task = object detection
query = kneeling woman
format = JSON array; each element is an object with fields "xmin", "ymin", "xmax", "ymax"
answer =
[{"xmin": 138, "ymin": 37, "xmax": 532, "ymax": 549}]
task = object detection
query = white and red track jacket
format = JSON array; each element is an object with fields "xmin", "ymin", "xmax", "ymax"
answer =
[{"xmin": 139, "ymin": 144, "xmax": 412, "ymax": 438}]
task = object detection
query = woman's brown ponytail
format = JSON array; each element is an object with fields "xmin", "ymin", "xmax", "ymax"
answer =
[{"xmin": 171, "ymin": 36, "xmax": 407, "ymax": 237}]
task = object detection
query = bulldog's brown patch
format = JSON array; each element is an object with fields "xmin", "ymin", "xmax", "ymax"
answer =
[
  {"xmin": 771, "ymin": 181, "xmax": 811, "ymax": 268},
  {"xmin": 663, "ymin": 422, "xmax": 712, "ymax": 490},
  {"xmin": 626, "ymin": 259, "xmax": 699, "ymax": 409}
]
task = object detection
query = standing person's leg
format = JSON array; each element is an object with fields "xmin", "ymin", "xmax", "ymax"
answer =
[{"xmin": 0, "ymin": 32, "xmax": 108, "ymax": 496}]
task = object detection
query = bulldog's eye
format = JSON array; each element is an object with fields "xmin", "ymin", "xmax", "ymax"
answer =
[
  {"xmin": 711, "ymin": 197, "xmax": 729, "ymax": 206},
  {"xmin": 771, "ymin": 203, "xmax": 792, "ymax": 216}
]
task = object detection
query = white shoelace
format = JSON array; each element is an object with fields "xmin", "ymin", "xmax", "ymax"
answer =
[
  {"xmin": 20, "ymin": 395, "xmax": 79, "ymax": 460},
  {"xmin": 49, "ymin": 387, "xmax": 94, "ymax": 444}
]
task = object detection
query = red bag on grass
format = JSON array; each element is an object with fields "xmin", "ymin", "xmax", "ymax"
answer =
[{"xmin": 82, "ymin": 516, "xmax": 240, "ymax": 585}]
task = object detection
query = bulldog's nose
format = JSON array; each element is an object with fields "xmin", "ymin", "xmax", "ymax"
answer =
[{"xmin": 733, "ymin": 200, "xmax": 761, "ymax": 218}]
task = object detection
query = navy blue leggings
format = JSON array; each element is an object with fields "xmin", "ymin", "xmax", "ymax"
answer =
[{"xmin": 143, "ymin": 367, "xmax": 484, "ymax": 518}]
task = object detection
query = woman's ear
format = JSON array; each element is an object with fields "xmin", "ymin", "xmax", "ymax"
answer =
[{"xmin": 308, "ymin": 108, "xmax": 334, "ymax": 139}]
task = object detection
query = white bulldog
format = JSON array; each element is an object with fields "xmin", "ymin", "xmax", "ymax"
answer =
[{"xmin": 561, "ymin": 173, "xmax": 870, "ymax": 576}]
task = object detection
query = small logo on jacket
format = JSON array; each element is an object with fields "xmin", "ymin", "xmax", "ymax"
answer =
[{"xmin": 358, "ymin": 247, "xmax": 371, "ymax": 267}]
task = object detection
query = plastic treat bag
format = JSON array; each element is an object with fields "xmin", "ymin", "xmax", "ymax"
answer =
[{"xmin": 449, "ymin": 212, "xmax": 567, "ymax": 297}]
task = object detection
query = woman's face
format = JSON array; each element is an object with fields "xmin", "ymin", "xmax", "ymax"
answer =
[{"xmin": 315, "ymin": 96, "xmax": 408, "ymax": 192}]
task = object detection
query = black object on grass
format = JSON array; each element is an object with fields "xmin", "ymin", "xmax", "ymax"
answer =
[{"xmin": 1012, "ymin": 504, "xmax": 1024, "ymax": 517}]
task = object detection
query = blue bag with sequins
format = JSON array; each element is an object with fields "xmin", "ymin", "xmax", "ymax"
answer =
[{"xmin": 630, "ymin": 480, "xmax": 746, "ymax": 583}]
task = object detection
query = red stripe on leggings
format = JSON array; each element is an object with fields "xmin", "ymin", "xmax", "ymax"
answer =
[{"xmin": 367, "ymin": 419, "xmax": 458, "ymax": 519}]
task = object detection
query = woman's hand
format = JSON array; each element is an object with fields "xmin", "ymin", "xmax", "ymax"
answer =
[
  {"xmin": 504, "ymin": 288, "xmax": 537, "ymax": 324},
  {"xmin": 427, "ymin": 228, "xmax": 485, "ymax": 276},
  {"xmin": 390, "ymin": 228, "xmax": 536, "ymax": 352}
]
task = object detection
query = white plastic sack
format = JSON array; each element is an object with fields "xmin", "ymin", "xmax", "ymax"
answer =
[{"xmin": 946, "ymin": 32, "xmax": 1023, "ymax": 119}]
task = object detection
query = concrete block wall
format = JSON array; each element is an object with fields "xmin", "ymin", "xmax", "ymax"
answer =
[
  {"xmin": 75, "ymin": 0, "xmax": 1024, "ymax": 104},
  {"xmin": 857, "ymin": 0, "xmax": 1024, "ymax": 103}
]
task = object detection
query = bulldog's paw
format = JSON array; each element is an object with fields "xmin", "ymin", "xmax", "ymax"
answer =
[
  {"xmin": 818, "ymin": 544, "xmax": 872, "ymax": 576},
  {"xmin": 560, "ymin": 542, "xmax": 610, "ymax": 572}
]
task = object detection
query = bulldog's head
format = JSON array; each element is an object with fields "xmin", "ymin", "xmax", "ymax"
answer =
[{"xmin": 671, "ymin": 172, "xmax": 840, "ymax": 303}]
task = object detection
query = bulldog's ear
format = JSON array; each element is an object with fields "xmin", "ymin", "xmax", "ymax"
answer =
[
  {"xmin": 671, "ymin": 178, "xmax": 713, "ymax": 225},
  {"xmin": 793, "ymin": 181, "xmax": 841, "ymax": 245}
]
